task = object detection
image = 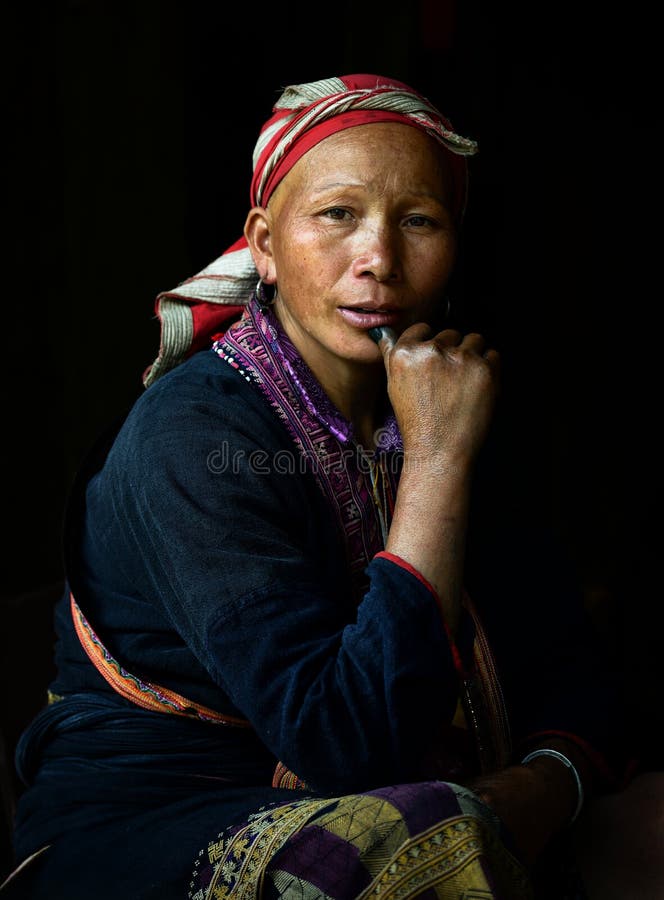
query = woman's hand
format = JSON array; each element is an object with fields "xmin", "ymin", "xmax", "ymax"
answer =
[
  {"xmin": 467, "ymin": 743, "xmax": 588, "ymax": 869},
  {"xmin": 465, "ymin": 765, "xmax": 566, "ymax": 868},
  {"xmin": 371, "ymin": 322, "xmax": 501, "ymax": 471},
  {"xmin": 370, "ymin": 323, "xmax": 500, "ymax": 633}
]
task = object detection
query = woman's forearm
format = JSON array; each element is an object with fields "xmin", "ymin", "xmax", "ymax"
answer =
[{"xmin": 385, "ymin": 456, "xmax": 474, "ymax": 635}]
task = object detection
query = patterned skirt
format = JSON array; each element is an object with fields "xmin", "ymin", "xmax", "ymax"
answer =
[{"xmin": 188, "ymin": 781, "xmax": 534, "ymax": 900}]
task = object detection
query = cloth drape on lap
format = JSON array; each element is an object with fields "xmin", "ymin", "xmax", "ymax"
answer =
[{"xmin": 189, "ymin": 782, "xmax": 531, "ymax": 900}]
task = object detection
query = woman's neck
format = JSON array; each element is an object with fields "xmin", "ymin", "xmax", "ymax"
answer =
[
  {"xmin": 269, "ymin": 301, "xmax": 388, "ymax": 450},
  {"xmin": 319, "ymin": 365, "xmax": 387, "ymax": 451}
]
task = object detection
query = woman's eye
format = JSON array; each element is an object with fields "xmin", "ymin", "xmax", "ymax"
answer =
[
  {"xmin": 404, "ymin": 215, "xmax": 432, "ymax": 227},
  {"xmin": 323, "ymin": 207, "xmax": 351, "ymax": 221}
]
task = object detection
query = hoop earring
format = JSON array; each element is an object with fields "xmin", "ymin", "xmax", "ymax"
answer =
[
  {"xmin": 443, "ymin": 296, "xmax": 452, "ymax": 321},
  {"xmin": 255, "ymin": 278, "xmax": 276, "ymax": 310}
]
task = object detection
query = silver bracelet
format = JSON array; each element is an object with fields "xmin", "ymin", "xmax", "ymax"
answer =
[{"xmin": 521, "ymin": 748, "xmax": 584, "ymax": 824}]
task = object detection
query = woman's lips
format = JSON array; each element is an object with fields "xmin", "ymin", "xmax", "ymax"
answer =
[{"xmin": 337, "ymin": 306, "xmax": 401, "ymax": 329}]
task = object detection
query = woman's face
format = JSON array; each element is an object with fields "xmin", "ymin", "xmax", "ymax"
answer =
[{"xmin": 248, "ymin": 122, "xmax": 458, "ymax": 388}]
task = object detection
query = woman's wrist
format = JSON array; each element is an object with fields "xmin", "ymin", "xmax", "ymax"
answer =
[
  {"xmin": 519, "ymin": 735, "xmax": 595, "ymax": 829},
  {"xmin": 521, "ymin": 748, "xmax": 584, "ymax": 824}
]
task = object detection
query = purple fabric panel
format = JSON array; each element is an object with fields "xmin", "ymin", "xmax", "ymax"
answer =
[
  {"xmin": 367, "ymin": 780, "xmax": 463, "ymax": 837},
  {"xmin": 267, "ymin": 822, "xmax": 371, "ymax": 897}
]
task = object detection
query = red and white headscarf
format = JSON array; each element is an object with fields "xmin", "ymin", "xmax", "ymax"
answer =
[{"xmin": 143, "ymin": 74, "xmax": 478, "ymax": 387}]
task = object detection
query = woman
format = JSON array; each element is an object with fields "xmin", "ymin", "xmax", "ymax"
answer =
[{"xmin": 5, "ymin": 74, "xmax": 648, "ymax": 899}]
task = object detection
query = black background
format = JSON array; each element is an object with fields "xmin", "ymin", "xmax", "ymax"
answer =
[{"xmin": 4, "ymin": 1, "xmax": 662, "ymax": 766}]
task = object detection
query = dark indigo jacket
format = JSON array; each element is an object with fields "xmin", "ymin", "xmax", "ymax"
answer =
[{"xmin": 35, "ymin": 348, "xmax": 627, "ymax": 793}]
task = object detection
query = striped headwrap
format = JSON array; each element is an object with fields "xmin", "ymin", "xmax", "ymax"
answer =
[{"xmin": 143, "ymin": 74, "xmax": 478, "ymax": 387}]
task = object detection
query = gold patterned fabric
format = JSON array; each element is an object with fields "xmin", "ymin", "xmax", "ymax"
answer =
[{"xmin": 188, "ymin": 782, "xmax": 533, "ymax": 900}]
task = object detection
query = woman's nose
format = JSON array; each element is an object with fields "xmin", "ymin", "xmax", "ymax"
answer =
[{"xmin": 351, "ymin": 222, "xmax": 401, "ymax": 282}]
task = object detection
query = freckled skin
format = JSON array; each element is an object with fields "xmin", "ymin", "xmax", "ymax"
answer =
[{"xmin": 244, "ymin": 123, "xmax": 458, "ymax": 410}]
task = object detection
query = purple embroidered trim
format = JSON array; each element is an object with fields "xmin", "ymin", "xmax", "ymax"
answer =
[{"xmin": 212, "ymin": 298, "xmax": 403, "ymax": 600}]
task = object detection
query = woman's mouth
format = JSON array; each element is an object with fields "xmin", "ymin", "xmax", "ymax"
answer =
[{"xmin": 337, "ymin": 306, "xmax": 401, "ymax": 330}]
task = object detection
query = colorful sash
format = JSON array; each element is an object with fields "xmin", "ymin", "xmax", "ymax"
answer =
[{"xmin": 70, "ymin": 593, "xmax": 249, "ymax": 728}]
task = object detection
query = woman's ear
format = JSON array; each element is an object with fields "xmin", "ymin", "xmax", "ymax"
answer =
[{"xmin": 244, "ymin": 207, "xmax": 277, "ymax": 284}]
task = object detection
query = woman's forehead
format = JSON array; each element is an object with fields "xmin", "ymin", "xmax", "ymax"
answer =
[{"xmin": 271, "ymin": 123, "xmax": 452, "ymax": 200}]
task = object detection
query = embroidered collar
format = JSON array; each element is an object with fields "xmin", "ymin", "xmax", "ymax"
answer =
[
  {"xmin": 211, "ymin": 296, "xmax": 403, "ymax": 600},
  {"xmin": 218, "ymin": 298, "xmax": 402, "ymax": 453}
]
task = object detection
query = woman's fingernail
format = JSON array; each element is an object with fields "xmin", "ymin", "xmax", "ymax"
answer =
[
  {"xmin": 368, "ymin": 326, "xmax": 397, "ymax": 351},
  {"xmin": 368, "ymin": 326, "xmax": 392, "ymax": 344}
]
